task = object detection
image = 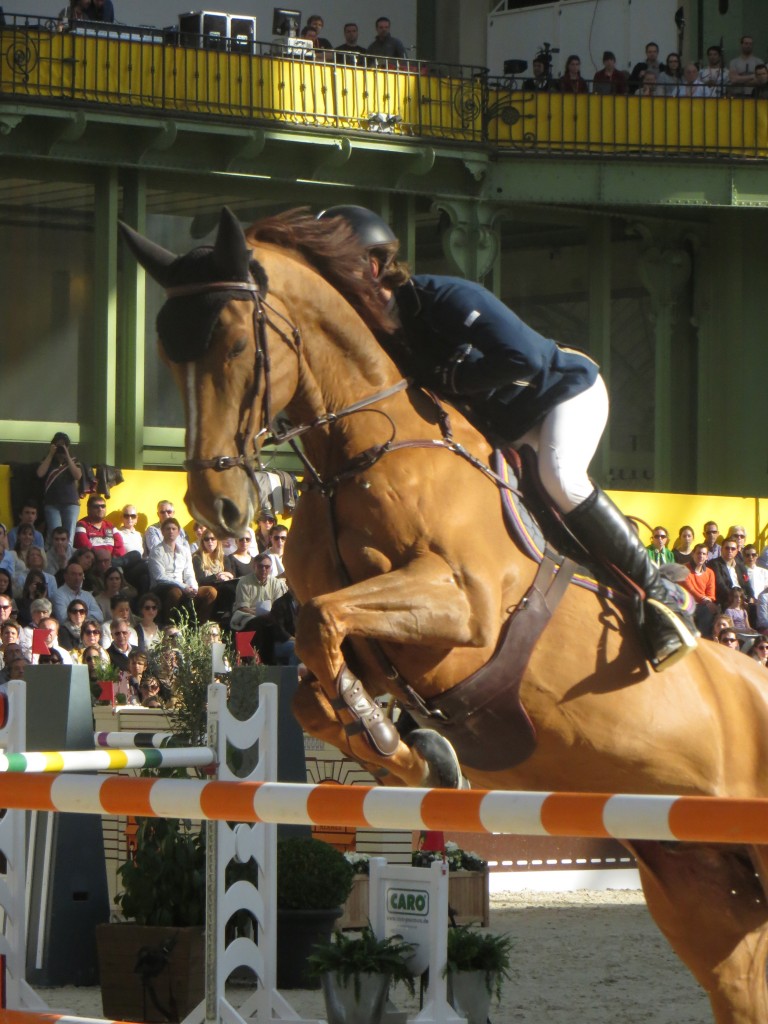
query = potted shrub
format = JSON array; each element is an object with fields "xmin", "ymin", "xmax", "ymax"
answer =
[
  {"xmin": 443, "ymin": 925, "xmax": 513, "ymax": 1024},
  {"xmin": 308, "ymin": 926, "xmax": 415, "ymax": 1024},
  {"xmin": 97, "ymin": 817, "xmax": 206, "ymax": 1022},
  {"xmin": 276, "ymin": 836, "xmax": 355, "ymax": 989}
]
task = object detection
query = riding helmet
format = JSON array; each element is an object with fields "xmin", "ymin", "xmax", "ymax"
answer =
[{"xmin": 317, "ymin": 205, "xmax": 398, "ymax": 248}]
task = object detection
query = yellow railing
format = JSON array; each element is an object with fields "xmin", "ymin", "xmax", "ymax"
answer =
[{"xmin": 3, "ymin": 23, "xmax": 768, "ymax": 157}]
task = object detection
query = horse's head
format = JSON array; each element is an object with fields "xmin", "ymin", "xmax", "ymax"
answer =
[{"xmin": 120, "ymin": 208, "xmax": 299, "ymax": 535}]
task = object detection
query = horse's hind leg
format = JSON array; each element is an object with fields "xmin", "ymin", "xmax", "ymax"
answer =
[{"xmin": 629, "ymin": 839, "xmax": 768, "ymax": 1024}]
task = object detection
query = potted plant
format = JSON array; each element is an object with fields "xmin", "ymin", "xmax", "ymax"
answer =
[
  {"xmin": 308, "ymin": 926, "xmax": 416, "ymax": 1024},
  {"xmin": 276, "ymin": 836, "xmax": 355, "ymax": 989},
  {"xmin": 443, "ymin": 925, "xmax": 513, "ymax": 1024},
  {"xmin": 97, "ymin": 817, "xmax": 206, "ymax": 1022}
]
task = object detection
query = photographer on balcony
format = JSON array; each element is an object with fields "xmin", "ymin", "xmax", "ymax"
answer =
[{"xmin": 36, "ymin": 432, "xmax": 82, "ymax": 546}]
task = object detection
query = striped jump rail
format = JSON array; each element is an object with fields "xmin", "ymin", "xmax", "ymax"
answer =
[
  {"xmin": 0, "ymin": 776, "xmax": 766, "ymax": 843},
  {"xmin": 94, "ymin": 731, "xmax": 177, "ymax": 749},
  {"xmin": 0, "ymin": 748, "xmax": 215, "ymax": 773},
  {"xmin": 0, "ymin": 1014, "xmax": 129, "ymax": 1024}
]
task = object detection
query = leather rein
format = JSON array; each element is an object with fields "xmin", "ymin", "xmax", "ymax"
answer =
[{"xmin": 165, "ymin": 276, "xmax": 519, "ymax": 500}]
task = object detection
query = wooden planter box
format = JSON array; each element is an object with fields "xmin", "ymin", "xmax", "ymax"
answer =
[
  {"xmin": 338, "ymin": 870, "xmax": 489, "ymax": 929},
  {"xmin": 96, "ymin": 923, "xmax": 204, "ymax": 1022}
]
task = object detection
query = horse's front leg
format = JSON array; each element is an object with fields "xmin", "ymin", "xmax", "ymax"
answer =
[{"xmin": 295, "ymin": 553, "xmax": 496, "ymax": 788}]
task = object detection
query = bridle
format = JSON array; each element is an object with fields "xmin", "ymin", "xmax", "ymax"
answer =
[{"xmin": 164, "ymin": 275, "xmax": 413, "ymax": 492}]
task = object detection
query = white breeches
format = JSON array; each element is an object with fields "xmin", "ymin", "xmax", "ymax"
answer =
[{"xmin": 516, "ymin": 374, "xmax": 609, "ymax": 513}]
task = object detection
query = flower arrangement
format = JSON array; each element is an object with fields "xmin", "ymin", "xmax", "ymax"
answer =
[{"xmin": 344, "ymin": 841, "xmax": 487, "ymax": 877}]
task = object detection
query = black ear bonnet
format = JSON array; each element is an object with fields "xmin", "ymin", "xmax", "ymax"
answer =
[{"xmin": 156, "ymin": 248, "xmax": 269, "ymax": 363}]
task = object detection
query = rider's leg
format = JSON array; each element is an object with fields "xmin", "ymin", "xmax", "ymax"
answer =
[{"xmin": 522, "ymin": 376, "xmax": 696, "ymax": 670}]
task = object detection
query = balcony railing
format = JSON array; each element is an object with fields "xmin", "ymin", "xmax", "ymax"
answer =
[{"xmin": 2, "ymin": 14, "xmax": 768, "ymax": 159}]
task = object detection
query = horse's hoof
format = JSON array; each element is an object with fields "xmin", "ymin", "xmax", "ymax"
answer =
[{"xmin": 405, "ymin": 729, "xmax": 463, "ymax": 789}]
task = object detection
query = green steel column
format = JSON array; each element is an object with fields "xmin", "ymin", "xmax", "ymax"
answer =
[
  {"xmin": 118, "ymin": 170, "xmax": 147, "ymax": 469},
  {"xmin": 434, "ymin": 199, "xmax": 500, "ymax": 282},
  {"xmin": 389, "ymin": 193, "xmax": 416, "ymax": 269},
  {"xmin": 91, "ymin": 169, "xmax": 119, "ymax": 466},
  {"xmin": 637, "ymin": 242, "xmax": 692, "ymax": 493},
  {"xmin": 587, "ymin": 217, "xmax": 611, "ymax": 487}
]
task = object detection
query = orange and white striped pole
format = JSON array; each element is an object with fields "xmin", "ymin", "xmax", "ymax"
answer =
[{"xmin": 0, "ymin": 775, "xmax": 765, "ymax": 843}]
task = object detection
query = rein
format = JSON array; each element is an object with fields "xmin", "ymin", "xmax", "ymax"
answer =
[{"xmin": 167, "ymin": 277, "xmax": 519, "ymax": 501}]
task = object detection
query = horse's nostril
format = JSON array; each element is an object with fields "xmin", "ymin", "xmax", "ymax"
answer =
[{"xmin": 215, "ymin": 497, "xmax": 246, "ymax": 533}]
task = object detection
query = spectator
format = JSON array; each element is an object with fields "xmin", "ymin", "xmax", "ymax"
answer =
[
  {"xmin": 139, "ymin": 674, "xmax": 164, "ymax": 708},
  {"xmin": 630, "ymin": 42, "xmax": 664, "ymax": 92},
  {"xmin": 37, "ymin": 617, "xmax": 73, "ymax": 664},
  {"xmin": 727, "ymin": 525, "xmax": 748, "ymax": 562},
  {"xmin": 711, "ymin": 538, "xmax": 753, "ymax": 609},
  {"xmin": 1, "ymin": 648, "xmax": 30, "ymax": 686},
  {"xmin": 225, "ymin": 532, "xmax": 258, "ymax": 579},
  {"xmin": 646, "ymin": 526, "xmax": 674, "ymax": 566},
  {"xmin": 559, "ymin": 54, "xmax": 589, "ymax": 94},
  {"xmin": 9, "ymin": 525, "xmax": 36, "ymax": 578},
  {"xmin": 230, "ymin": 554, "xmax": 288, "ymax": 632},
  {"xmin": 136, "ymin": 593, "xmax": 162, "ymax": 651},
  {"xmin": 703, "ymin": 521, "xmax": 721, "ymax": 562},
  {"xmin": 336, "ymin": 22, "xmax": 367, "ymax": 64},
  {"xmin": 264, "ymin": 524, "xmax": 288, "ymax": 577},
  {"xmin": 366, "ymin": 16, "xmax": 407, "ymax": 63},
  {"xmin": 116, "ymin": 504, "xmax": 144, "ymax": 556},
  {"xmin": 254, "ymin": 509, "xmax": 276, "ymax": 552},
  {"xmin": 15, "ymin": 569, "xmax": 53, "ymax": 626},
  {"xmin": 0, "ymin": 572, "xmax": 14, "ymax": 615},
  {"xmin": 14, "ymin": 547, "xmax": 57, "ymax": 602},
  {"xmin": 8, "ymin": 502, "xmax": 45, "ymax": 551},
  {"xmin": 58, "ymin": 598, "xmax": 90, "ymax": 652},
  {"xmin": 74, "ymin": 495, "xmax": 127, "ymax": 560},
  {"xmin": 82, "ymin": 644, "xmax": 109, "ymax": 691},
  {"xmin": 80, "ymin": 618, "xmax": 104, "ymax": 652},
  {"xmin": 751, "ymin": 63, "xmax": 768, "ymax": 98},
  {"xmin": 0, "ymin": 524, "xmax": 13, "ymax": 574},
  {"xmin": 52, "ymin": 560, "xmax": 103, "ymax": 623},
  {"xmin": 681, "ymin": 544, "xmax": 717, "ymax": 614},
  {"xmin": 724, "ymin": 587, "xmax": 750, "ymax": 632},
  {"xmin": 94, "ymin": 565, "xmax": 129, "ymax": 621},
  {"xmin": 729, "ymin": 34, "xmax": 763, "ymax": 96},
  {"xmin": 193, "ymin": 531, "xmax": 236, "ymax": 619},
  {"xmin": 85, "ymin": 0, "xmax": 114, "ymax": 22},
  {"xmin": 657, "ymin": 52, "xmax": 683, "ymax": 94},
  {"xmin": 746, "ymin": 636, "xmax": 768, "ymax": 667},
  {"xmin": 678, "ymin": 62, "xmax": 707, "ymax": 98},
  {"xmin": 0, "ymin": 621, "xmax": 21, "ymax": 663},
  {"xmin": 126, "ymin": 650, "xmax": 149, "ymax": 703},
  {"xmin": 46, "ymin": 526, "xmax": 73, "ymax": 580},
  {"xmin": 19, "ymin": 597, "xmax": 53, "ymax": 658},
  {"xmin": 714, "ymin": 628, "xmax": 740, "ymax": 649},
  {"xmin": 148, "ymin": 517, "xmax": 216, "ymax": 624},
  {"xmin": 699, "ymin": 46, "xmax": 729, "ymax": 97},
  {"xmin": 144, "ymin": 500, "xmax": 189, "ymax": 556},
  {"xmin": 672, "ymin": 525, "xmax": 695, "ymax": 565},
  {"xmin": 639, "ymin": 71, "xmax": 659, "ymax": 96},
  {"xmin": 188, "ymin": 521, "xmax": 206, "ymax": 556},
  {"xmin": 106, "ymin": 619, "xmax": 138, "ymax": 674},
  {"xmin": 304, "ymin": 13, "xmax": 332, "ymax": 49},
  {"xmin": 592, "ymin": 51, "xmax": 627, "ymax": 95},
  {"xmin": 522, "ymin": 54, "xmax": 554, "ymax": 92},
  {"xmin": 71, "ymin": 548, "xmax": 99, "ymax": 590},
  {"xmin": 101, "ymin": 594, "xmax": 139, "ymax": 649},
  {"xmin": 743, "ymin": 544, "xmax": 768, "ymax": 603},
  {"xmin": 36, "ymin": 432, "xmax": 82, "ymax": 545}
]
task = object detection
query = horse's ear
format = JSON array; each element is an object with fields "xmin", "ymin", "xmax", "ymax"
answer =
[
  {"xmin": 213, "ymin": 207, "xmax": 253, "ymax": 280},
  {"xmin": 118, "ymin": 221, "xmax": 177, "ymax": 287}
]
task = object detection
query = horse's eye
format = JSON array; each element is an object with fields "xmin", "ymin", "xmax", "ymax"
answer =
[{"xmin": 227, "ymin": 338, "xmax": 247, "ymax": 360}]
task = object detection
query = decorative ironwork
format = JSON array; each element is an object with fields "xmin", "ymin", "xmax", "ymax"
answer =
[
  {"xmin": 4, "ymin": 32, "xmax": 39, "ymax": 83},
  {"xmin": 482, "ymin": 83, "xmax": 537, "ymax": 145}
]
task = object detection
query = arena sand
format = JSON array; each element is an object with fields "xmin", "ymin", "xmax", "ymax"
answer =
[{"xmin": 40, "ymin": 889, "xmax": 711, "ymax": 1023}]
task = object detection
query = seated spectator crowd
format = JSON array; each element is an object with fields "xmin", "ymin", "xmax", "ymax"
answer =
[
  {"xmin": 518, "ymin": 35, "xmax": 768, "ymax": 99},
  {"xmin": 644, "ymin": 519, "xmax": 768, "ymax": 657},
  {"xmin": 0, "ymin": 485, "xmax": 299, "ymax": 690}
]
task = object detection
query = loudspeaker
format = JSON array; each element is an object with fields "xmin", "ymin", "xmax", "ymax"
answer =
[
  {"xmin": 24, "ymin": 665, "xmax": 110, "ymax": 987},
  {"xmin": 178, "ymin": 11, "xmax": 256, "ymax": 53}
]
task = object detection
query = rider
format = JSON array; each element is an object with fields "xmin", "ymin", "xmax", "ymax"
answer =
[{"xmin": 317, "ymin": 205, "xmax": 697, "ymax": 672}]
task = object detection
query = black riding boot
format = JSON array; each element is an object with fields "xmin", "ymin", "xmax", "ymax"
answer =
[{"xmin": 565, "ymin": 487, "xmax": 697, "ymax": 671}]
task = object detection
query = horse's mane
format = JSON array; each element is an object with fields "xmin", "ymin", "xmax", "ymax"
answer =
[{"xmin": 245, "ymin": 208, "xmax": 396, "ymax": 338}]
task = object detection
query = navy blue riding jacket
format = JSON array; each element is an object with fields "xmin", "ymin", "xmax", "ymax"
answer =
[{"xmin": 394, "ymin": 275, "xmax": 600, "ymax": 446}]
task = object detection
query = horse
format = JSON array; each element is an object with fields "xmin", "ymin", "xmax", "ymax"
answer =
[{"xmin": 121, "ymin": 207, "xmax": 768, "ymax": 1024}]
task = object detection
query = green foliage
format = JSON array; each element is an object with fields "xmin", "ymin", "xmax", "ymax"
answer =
[
  {"xmin": 115, "ymin": 817, "xmax": 206, "ymax": 927},
  {"xmin": 308, "ymin": 926, "xmax": 416, "ymax": 997},
  {"xmin": 277, "ymin": 837, "xmax": 355, "ymax": 910},
  {"xmin": 443, "ymin": 926, "xmax": 513, "ymax": 1002},
  {"xmin": 412, "ymin": 840, "xmax": 488, "ymax": 873}
]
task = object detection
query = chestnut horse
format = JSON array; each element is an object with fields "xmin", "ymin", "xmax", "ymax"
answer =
[{"xmin": 122, "ymin": 208, "xmax": 768, "ymax": 1023}]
